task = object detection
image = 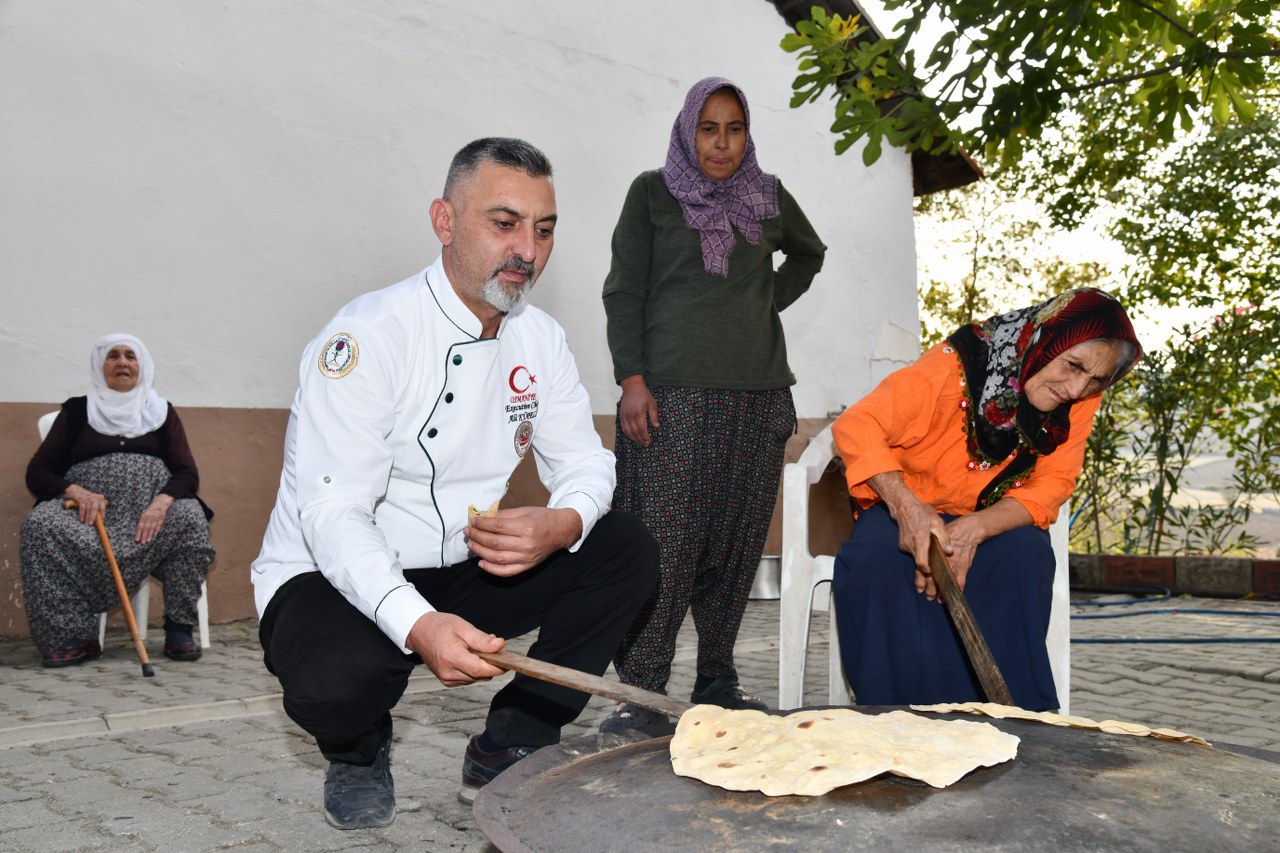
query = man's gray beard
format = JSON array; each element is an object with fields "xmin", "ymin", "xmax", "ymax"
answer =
[{"xmin": 482, "ymin": 275, "xmax": 534, "ymax": 313}]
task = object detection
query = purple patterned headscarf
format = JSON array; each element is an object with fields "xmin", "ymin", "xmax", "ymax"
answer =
[{"xmin": 661, "ymin": 77, "xmax": 780, "ymax": 277}]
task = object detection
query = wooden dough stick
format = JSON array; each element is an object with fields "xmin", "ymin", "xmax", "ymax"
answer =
[
  {"xmin": 475, "ymin": 649, "xmax": 694, "ymax": 719},
  {"xmin": 928, "ymin": 533, "xmax": 1013, "ymax": 706}
]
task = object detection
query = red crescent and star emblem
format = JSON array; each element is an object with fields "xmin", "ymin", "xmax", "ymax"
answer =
[{"xmin": 509, "ymin": 366, "xmax": 537, "ymax": 394}]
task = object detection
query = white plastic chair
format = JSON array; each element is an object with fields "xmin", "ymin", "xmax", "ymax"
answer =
[
  {"xmin": 97, "ymin": 577, "xmax": 210, "ymax": 649},
  {"xmin": 37, "ymin": 410, "xmax": 58, "ymax": 441},
  {"xmin": 778, "ymin": 424, "xmax": 1070, "ymax": 712},
  {"xmin": 778, "ymin": 425, "xmax": 847, "ymax": 709},
  {"xmin": 37, "ymin": 410, "xmax": 210, "ymax": 649}
]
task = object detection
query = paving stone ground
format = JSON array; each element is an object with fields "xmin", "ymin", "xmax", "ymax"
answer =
[{"xmin": 0, "ymin": 593, "xmax": 1276, "ymax": 852}]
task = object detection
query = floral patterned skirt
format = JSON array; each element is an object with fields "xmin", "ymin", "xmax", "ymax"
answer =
[
  {"xmin": 610, "ymin": 386, "xmax": 795, "ymax": 692},
  {"xmin": 19, "ymin": 453, "xmax": 214, "ymax": 655}
]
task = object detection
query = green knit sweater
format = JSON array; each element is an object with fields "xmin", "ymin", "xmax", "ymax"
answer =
[{"xmin": 602, "ymin": 170, "xmax": 826, "ymax": 390}]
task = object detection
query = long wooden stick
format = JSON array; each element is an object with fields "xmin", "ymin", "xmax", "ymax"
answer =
[
  {"xmin": 66, "ymin": 500, "xmax": 154, "ymax": 677},
  {"xmin": 476, "ymin": 649, "xmax": 693, "ymax": 718},
  {"xmin": 928, "ymin": 533, "xmax": 1012, "ymax": 705}
]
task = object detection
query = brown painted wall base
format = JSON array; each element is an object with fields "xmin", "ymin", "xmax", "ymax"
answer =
[
  {"xmin": 1070, "ymin": 552, "xmax": 1278, "ymax": 599},
  {"xmin": 1, "ymin": 403, "xmax": 847, "ymax": 639},
  {"xmin": 1100, "ymin": 555, "xmax": 1176, "ymax": 589},
  {"xmin": 1255, "ymin": 560, "xmax": 1280, "ymax": 599},
  {"xmin": 2, "ymin": 402, "xmax": 290, "ymax": 639}
]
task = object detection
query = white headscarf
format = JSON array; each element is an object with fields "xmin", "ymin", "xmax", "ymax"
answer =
[{"xmin": 86, "ymin": 333, "xmax": 170, "ymax": 438}]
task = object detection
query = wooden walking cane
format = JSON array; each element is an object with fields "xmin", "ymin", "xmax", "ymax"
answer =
[{"xmin": 65, "ymin": 500, "xmax": 155, "ymax": 677}]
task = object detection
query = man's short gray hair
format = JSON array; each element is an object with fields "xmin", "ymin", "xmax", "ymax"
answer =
[{"xmin": 443, "ymin": 138, "xmax": 553, "ymax": 199}]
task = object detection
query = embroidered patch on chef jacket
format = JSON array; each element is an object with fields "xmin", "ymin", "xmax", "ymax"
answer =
[
  {"xmin": 514, "ymin": 419, "xmax": 534, "ymax": 457},
  {"xmin": 318, "ymin": 333, "xmax": 359, "ymax": 379}
]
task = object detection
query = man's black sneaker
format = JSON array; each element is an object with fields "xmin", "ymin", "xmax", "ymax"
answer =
[
  {"xmin": 690, "ymin": 676, "xmax": 769, "ymax": 711},
  {"xmin": 459, "ymin": 734, "xmax": 541, "ymax": 804},
  {"xmin": 323, "ymin": 733, "xmax": 395, "ymax": 829}
]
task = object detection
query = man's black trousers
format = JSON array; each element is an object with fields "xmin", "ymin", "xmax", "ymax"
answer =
[{"xmin": 259, "ymin": 511, "xmax": 658, "ymax": 764}]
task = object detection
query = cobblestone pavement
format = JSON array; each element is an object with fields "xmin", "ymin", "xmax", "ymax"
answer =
[
  {"xmin": 1065, "ymin": 594, "xmax": 1280, "ymax": 749},
  {"xmin": 0, "ymin": 594, "xmax": 1276, "ymax": 852}
]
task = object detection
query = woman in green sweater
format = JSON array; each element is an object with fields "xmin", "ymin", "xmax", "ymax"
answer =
[{"xmin": 600, "ymin": 76, "xmax": 826, "ymax": 731}]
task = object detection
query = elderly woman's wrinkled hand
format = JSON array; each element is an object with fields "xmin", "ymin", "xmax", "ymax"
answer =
[
  {"xmin": 136, "ymin": 494, "xmax": 174, "ymax": 544},
  {"xmin": 893, "ymin": 499, "xmax": 947, "ymax": 601},
  {"xmin": 940, "ymin": 515, "xmax": 985, "ymax": 589},
  {"xmin": 64, "ymin": 484, "xmax": 108, "ymax": 525}
]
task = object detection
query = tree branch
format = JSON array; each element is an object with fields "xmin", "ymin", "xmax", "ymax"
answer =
[
  {"xmin": 1052, "ymin": 59, "xmax": 1187, "ymax": 95},
  {"xmin": 1049, "ymin": 49, "xmax": 1280, "ymax": 96},
  {"xmin": 1120, "ymin": 0, "xmax": 1200, "ymax": 43}
]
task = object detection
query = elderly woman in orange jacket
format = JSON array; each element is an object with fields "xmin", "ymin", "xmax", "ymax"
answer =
[{"xmin": 831, "ymin": 288, "xmax": 1142, "ymax": 710}]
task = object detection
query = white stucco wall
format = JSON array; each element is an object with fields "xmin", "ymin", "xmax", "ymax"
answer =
[{"xmin": 0, "ymin": 0, "xmax": 919, "ymax": 417}]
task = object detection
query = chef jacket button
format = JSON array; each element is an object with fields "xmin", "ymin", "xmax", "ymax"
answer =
[
  {"xmin": 427, "ymin": 428, "xmax": 438, "ymax": 438},
  {"xmin": 452, "ymin": 354, "xmax": 462, "ymax": 365},
  {"xmin": 119, "ymin": 440, "xmax": 126, "ymax": 446},
  {"xmin": 323, "ymin": 476, "xmax": 331, "ymax": 484},
  {"xmin": 445, "ymin": 392, "xmax": 454, "ymax": 403}
]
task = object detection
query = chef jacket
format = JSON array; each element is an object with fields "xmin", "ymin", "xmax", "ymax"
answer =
[{"xmin": 251, "ymin": 255, "xmax": 615, "ymax": 652}]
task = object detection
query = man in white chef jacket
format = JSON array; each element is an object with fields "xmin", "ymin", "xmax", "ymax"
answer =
[{"xmin": 252, "ymin": 138, "xmax": 659, "ymax": 830}]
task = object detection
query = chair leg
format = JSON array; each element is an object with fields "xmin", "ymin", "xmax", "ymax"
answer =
[
  {"xmin": 197, "ymin": 580, "xmax": 210, "ymax": 648},
  {"xmin": 826, "ymin": 598, "xmax": 851, "ymax": 705},
  {"xmin": 93, "ymin": 578, "xmax": 214, "ymax": 650},
  {"xmin": 132, "ymin": 578, "xmax": 151, "ymax": 640},
  {"xmin": 778, "ymin": 557, "xmax": 815, "ymax": 710},
  {"xmin": 97, "ymin": 577, "xmax": 151, "ymax": 646},
  {"xmin": 1047, "ymin": 514, "xmax": 1071, "ymax": 714}
]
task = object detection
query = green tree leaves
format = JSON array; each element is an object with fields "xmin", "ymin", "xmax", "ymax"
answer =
[
  {"xmin": 789, "ymin": 2, "xmax": 1280, "ymax": 555},
  {"xmin": 781, "ymin": 2, "xmax": 1279, "ymax": 173},
  {"xmin": 1073, "ymin": 309, "xmax": 1280, "ymax": 556}
]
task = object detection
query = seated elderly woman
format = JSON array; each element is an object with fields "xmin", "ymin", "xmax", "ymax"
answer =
[
  {"xmin": 21, "ymin": 333, "xmax": 215, "ymax": 667},
  {"xmin": 831, "ymin": 288, "xmax": 1142, "ymax": 711}
]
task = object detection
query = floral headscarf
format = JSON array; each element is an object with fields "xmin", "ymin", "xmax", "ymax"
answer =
[
  {"xmin": 660, "ymin": 76, "xmax": 779, "ymax": 277},
  {"xmin": 86, "ymin": 333, "xmax": 169, "ymax": 438},
  {"xmin": 947, "ymin": 288, "xmax": 1143, "ymax": 508}
]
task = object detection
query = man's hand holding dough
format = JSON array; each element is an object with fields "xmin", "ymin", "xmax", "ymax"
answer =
[{"xmin": 465, "ymin": 506, "xmax": 583, "ymax": 577}]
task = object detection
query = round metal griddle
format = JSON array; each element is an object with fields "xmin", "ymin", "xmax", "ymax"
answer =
[{"xmin": 474, "ymin": 713, "xmax": 1280, "ymax": 852}]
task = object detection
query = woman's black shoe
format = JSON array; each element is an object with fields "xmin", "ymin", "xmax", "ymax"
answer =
[
  {"xmin": 42, "ymin": 639, "xmax": 103, "ymax": 668},
  {"xmin": 163, "ymin": 619, "xmax": 202, "ymax": 661}
]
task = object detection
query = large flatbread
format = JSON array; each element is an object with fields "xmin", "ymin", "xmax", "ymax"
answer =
[
  {"xmin": 910, "ymin": 702, "xmax": 1211, "ymax": 746},
  {"xmin": 669, "ymin": 705, "xmax": 1019, "ymax": 796}
]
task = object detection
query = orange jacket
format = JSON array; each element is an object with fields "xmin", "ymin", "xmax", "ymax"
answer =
[{"xmin": 832, "ymin": 343, "xmax": 1099, "ymax": 529}]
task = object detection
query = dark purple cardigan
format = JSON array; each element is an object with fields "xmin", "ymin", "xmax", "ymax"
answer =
[{"xmin": 26, "ymin": 397, "xmax": 210, "ymax": 518}]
